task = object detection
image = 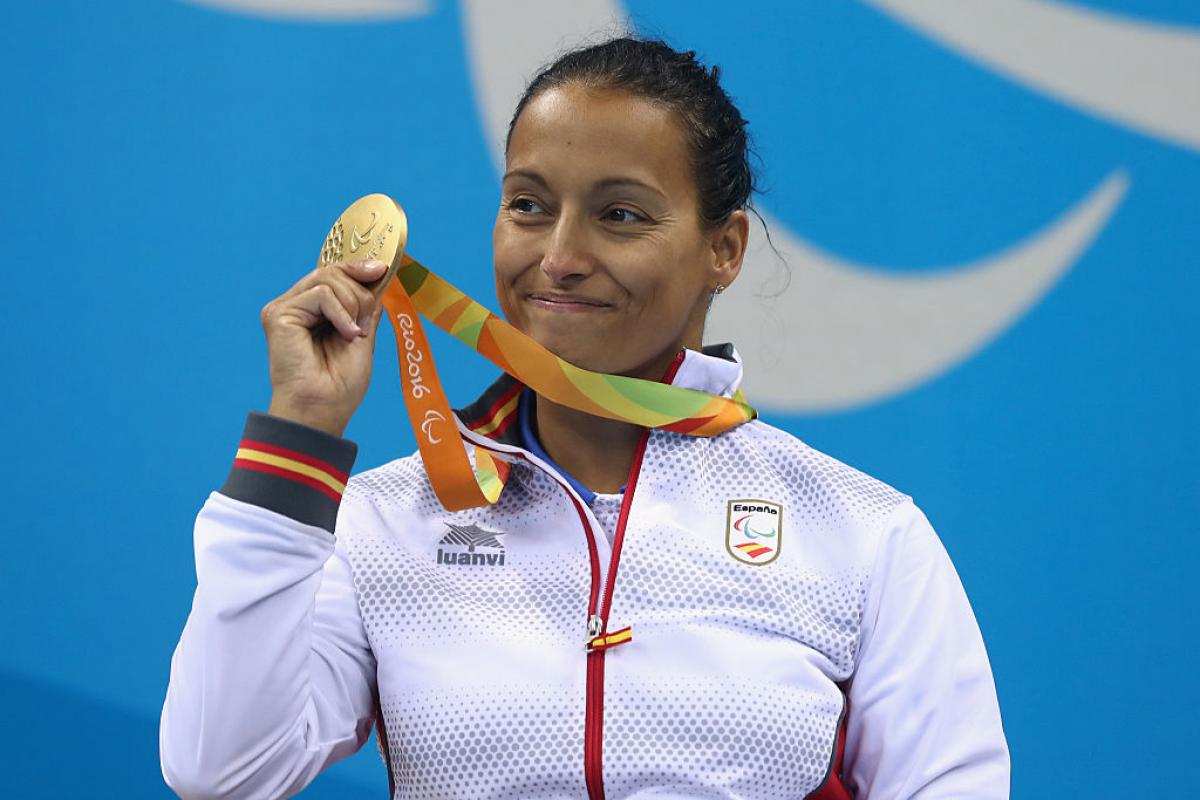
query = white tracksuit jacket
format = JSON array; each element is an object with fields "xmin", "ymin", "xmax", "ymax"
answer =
[{"xmin": 160, "ymin": 347, "xmax": 1009, "ymax": 799}]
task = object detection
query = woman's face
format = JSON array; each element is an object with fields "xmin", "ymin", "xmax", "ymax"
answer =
[{"xmin": 494, "ymin": 84, "xmax": 746, "ymax": 380}]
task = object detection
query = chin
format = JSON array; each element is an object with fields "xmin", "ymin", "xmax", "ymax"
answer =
[
  {"xmin": 543, "ymin": 338, "xmax": 669, "ymax": 379},
  {"xmin": 538, "ymin": 337, "xmax": 618, "ymax": 371},
  {"xmin": 514, "ymin": 315, "xmax": 670, "ymax": 377}
]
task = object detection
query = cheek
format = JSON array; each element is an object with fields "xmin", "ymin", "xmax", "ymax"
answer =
[
  {"xmin": 619, "ymin": 242, "xmax": 703, "ymax": 314},
  {"xmin": 492, "ymin": 220, "xmax": 532, "ymax": 278},
  {"xmin": 492, "ymin": 224, "xmax": 526, "ymax": 319}
]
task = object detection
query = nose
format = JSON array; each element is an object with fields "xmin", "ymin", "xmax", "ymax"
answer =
[{"xmin": 540, "ymin": 212, "xmax": 596, "ymax": 285}]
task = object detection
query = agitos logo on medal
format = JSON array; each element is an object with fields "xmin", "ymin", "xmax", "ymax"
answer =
[{"xmin": 726, "ymin": 500, "xmax": 783, "ymax": 565}]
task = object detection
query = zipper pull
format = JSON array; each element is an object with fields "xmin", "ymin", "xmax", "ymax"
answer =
[
  {"xmin": 588, "ymin": 625, "xmax": 633, "ymax": 653},
  {"xmin": 586, "ymin": 615, "xmax": 633, "ymax": 652},
  {"xmin": 585, "ymin": 614, "xmax": 605, "ymax": 651}
]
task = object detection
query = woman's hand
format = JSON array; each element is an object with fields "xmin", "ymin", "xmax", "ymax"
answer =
[{"xmin": 262, "ymin": 259, "xmax": 389, "ymax": 437}]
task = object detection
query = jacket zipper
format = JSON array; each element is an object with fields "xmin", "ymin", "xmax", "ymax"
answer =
[
  {"xmin": 582, "ymin": 351, "xmax": 685, "ymax": 799},
  {"xmin": 583, "ymin": 428, "xmax": 651, "ymax": 800},
  {"xmin": 445, "ymin": 445, "xmax": 614, "ymax": 799},
  {"xmin": 459, "ymin": 353, "xmax": 685, "ymax": 800}
]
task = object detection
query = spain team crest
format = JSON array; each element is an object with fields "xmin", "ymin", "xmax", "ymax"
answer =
[{"xmin": 725, "ymin": 500, "xmax": 783, "ymax": 566}]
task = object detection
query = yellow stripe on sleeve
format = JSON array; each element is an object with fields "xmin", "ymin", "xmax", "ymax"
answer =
[{"xmin": 235, "ymin": 448, "xmax": 348, "ymax": 495}]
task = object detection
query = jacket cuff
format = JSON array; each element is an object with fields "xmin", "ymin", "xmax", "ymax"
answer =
[{"xmin": 219, "ymin": 412, "xmax": 358, "ymax": 533}]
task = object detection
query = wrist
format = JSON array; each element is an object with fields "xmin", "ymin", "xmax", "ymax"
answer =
[{"xmin": 266, "ymin": 399, "xmax": 350, "ymax": 438}]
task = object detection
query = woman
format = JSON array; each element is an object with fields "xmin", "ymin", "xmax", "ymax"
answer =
[{"xmin": 161, "ymin": 38, "xmax": 1009, "ymax": 799}]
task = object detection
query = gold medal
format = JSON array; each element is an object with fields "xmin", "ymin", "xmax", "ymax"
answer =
[{"xmin": 317, "ymin": 193, "xmax": 408, "ymax": 298}]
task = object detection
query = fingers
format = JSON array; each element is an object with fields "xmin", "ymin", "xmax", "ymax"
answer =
[
  {"xmin": 324, "ymin": 268, "xmax": 380, "ymax": 329},
  {"xmin": 283, "ymin": 260, "xmax": 387, "ymax": 306},
  {"xmin": 263, "ymin": 260, "xmax": 389, "ymax": 340},
  {"xmin": 341, "ymin": 259, "xmax": 390, "ymax": 288},
  {"xmin": 300, "ymin": 284, "xmax": 364, "ymax": 339},
  {"xmin": 325, "ymin": 260, "xmax": 389, "ymax": 327}
]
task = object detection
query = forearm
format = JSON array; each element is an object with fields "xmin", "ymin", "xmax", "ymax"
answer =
[
  {"xmin": 845, "ymin": 502, "xmax": 1010, "ymax": 798},
  {"xmin": 160, "ymin": 415, "xmax": 376, "ymax": 799}
]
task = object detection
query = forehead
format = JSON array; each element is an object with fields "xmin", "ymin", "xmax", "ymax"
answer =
[{"xmin": 506, "ymin": 85, "xmax": 695, "ymax": 196}]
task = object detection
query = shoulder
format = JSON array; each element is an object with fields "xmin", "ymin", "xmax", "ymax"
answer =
[
  {"xmin": 729, "ymin": 418, "xmax": 912, "ymax": 529},
  {"xmin": 726, "ymin": 423, "xmax": 964, "ymax": 605},
  {"xmin": 344, "ymin": 451, "xmax": 427, "ymax": 502},
  {"xmin": 336, "ymin": 450, "xmax": 436, "ymax": 532},
  {"xmin": 333, "ymin": 450, "xmax": 466, "ymax": 563}
]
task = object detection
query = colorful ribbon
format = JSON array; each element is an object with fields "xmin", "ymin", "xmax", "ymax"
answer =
[{"xmin": 380, "ymin": 255, "xmax": 755, "ymax": 511}]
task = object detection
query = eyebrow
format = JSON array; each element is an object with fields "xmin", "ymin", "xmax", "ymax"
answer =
[
  {"xmin": 502, "ymin": 169, "xmax": 667, "ymax": 200},
  {"xmin": 502, "ymin": 169, "xmax": 550, "ymax": 188}
]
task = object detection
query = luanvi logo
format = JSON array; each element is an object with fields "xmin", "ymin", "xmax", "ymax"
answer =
[{"xmin": 436, "ymin": 522, "xmax": 506, "ymax": 567}]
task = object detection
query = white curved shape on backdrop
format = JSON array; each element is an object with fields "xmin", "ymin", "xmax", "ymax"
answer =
[
  {"xmin": 181, "ymin": 0, "xmax": 431, "ymax": 21},
  {"xmin": 461, "ymin": 0, "xmax": 629, "ymax": 165},
  {"xmin": 183, "ymin": 0, "xmax": 1136, "ymax": 411},
  {"xmin": 460, "ymin": 0, "xmax": 1130, "ymax": 412},
  {"xmin": 706, "ymin": 170, "xmax": 1129, "ymax": 412},
  {"xmin": 863, "ymin": 0, "xmax": 1200, "ymax": 153}
]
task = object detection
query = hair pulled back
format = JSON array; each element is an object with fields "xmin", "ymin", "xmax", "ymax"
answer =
[{"xmin": 507, "ymin": 37, "xmax": 757, "ymax": 230}]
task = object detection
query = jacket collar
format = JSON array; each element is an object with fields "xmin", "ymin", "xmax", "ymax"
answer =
[{"xmin": 671, "ymin": 342, "xmax": 744, "ymax": 399}]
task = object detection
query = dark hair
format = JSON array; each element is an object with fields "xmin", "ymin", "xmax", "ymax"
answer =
[{"xmin": 506, "ymin": 37, "xmax": 757, "ymax": 230}]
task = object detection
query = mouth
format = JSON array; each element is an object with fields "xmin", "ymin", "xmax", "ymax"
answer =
[{"xmin": 526, "ymin": 292, "xmax": 613, "ymax": 313}]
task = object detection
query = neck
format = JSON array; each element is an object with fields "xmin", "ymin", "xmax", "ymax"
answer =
[
  {"xmin": 531, "ymin": 347, "xmax": 686, "ymax": 493},
  {"xmin": 533, "ymin": 394, "xmax": 645, "ymax": 494}
]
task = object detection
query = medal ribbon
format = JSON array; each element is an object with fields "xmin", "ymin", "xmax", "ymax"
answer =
[{"xmin": 380, "ymin": 255, "xmax": 756, "ymax": 511}]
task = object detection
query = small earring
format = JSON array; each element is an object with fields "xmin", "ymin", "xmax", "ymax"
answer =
[{"xmin": 713, "ymin": 284, "xmax": 726, "ymax": 295}]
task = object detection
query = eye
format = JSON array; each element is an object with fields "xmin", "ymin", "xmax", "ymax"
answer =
[
  {"xmin": 508, "ymin": 196, "xmax": 546, "ymax": 215},
  {"xmin": 602, "ymin": 206, "xmax": 647, "ymax": 224}
]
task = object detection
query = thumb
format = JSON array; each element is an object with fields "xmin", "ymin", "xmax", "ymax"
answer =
[{"xmin": 365, "ymin": 296, "xmax": 388, "ymax": 341}]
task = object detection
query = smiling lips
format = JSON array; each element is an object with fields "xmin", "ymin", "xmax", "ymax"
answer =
[{"xmin": 527, "ymin": 292, "xmax": 612, "ymax": 312}]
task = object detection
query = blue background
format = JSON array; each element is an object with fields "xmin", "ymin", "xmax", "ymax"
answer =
[{"xmin": 2, "ymin": 1, "xmax": 1196, "ymax": 796}]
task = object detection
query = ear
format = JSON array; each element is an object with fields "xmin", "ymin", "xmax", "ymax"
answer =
[{"xmin": 708, "ymin": 209, "xmax": 750, "ymax": 291}]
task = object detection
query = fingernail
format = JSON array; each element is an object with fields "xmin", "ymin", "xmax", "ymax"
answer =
[
  {"xmin": 352, "ymin": 322, "xmax": 364, "ymax": 336},
  {"xmin": 364, "ymin": 260, "xmax": 386, "ymax": 270}
]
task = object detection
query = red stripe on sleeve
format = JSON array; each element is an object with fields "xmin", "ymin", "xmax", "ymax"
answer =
[
  {"xmin": 233, "ymin": 458, "xmax": 344, "ymax": 504},
  {"xmin": 239, "ymin": 439, "xmax": 350, "ymax": 483}
]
